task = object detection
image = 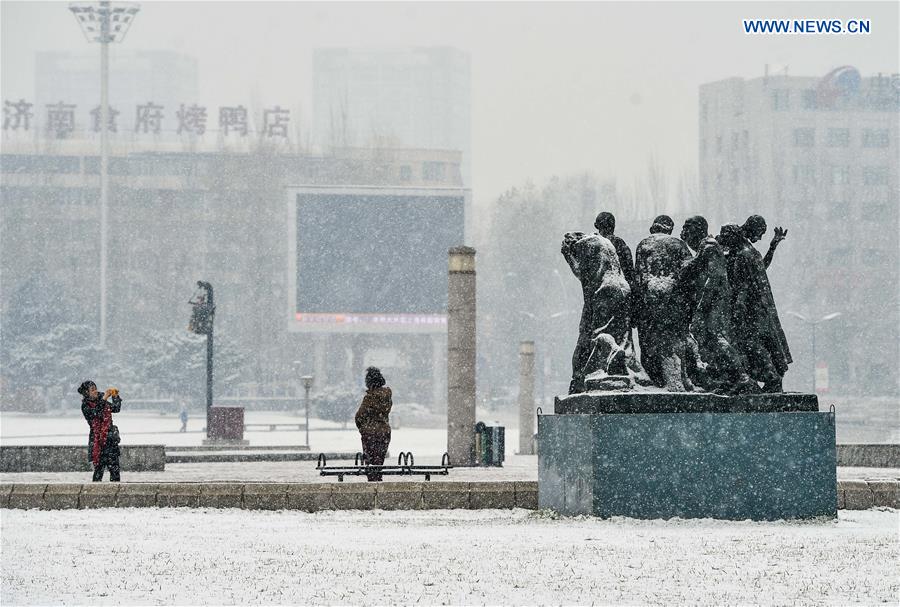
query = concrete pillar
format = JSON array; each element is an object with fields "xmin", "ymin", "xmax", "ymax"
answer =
[
  {"xmin": 518, "ymin": 340, "xmax": 536, "ymax": 455},
  {"xmin": 447, "ymin": 246, "xmax": 476, "ymax": 466}
]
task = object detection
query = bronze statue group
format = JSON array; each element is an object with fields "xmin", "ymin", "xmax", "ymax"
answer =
[{"xmin": 562, "ymin": 212, "xmax": 791, "ymax": 395}]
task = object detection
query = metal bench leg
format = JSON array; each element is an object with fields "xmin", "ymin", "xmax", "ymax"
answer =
[
  {"xmin": 425, "ymin": 473, "xmax": 431, "ymax": 481},
  {"xmin": 338, "ymin": 474, "xmax": 344, "ymax": 482}
]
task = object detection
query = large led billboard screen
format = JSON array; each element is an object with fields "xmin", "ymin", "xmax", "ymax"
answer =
[{"xmin": 288, "ymin": 187, "xmax": 466, "ymax": 332}]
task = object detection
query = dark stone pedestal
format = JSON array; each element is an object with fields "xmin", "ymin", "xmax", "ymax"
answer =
[
  {"xmin": 555, "ymin": 390, "xmax": 819, "ymax": 414},
  {"xmin": 537, "ymin": 402, "xmax": 836, "ymax": 520}
]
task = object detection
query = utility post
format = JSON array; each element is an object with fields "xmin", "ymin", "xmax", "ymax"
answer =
[
  {"xmin": 189, "ymin": 281, "xmax": 215, "ymax": 436},
  {"xmin": 517, "ymin": 341, "xmax": 536, "ymax": 455},
  {"xmin": 69, "ymin": 1, "xmax": 140, "ymax": 347},
  {"xmin": 447, "ymin": 247, "xmax": 476, "ymax": 466},
  {"xmin": 301, "ymin": 375, "xmax": 313, "ymax": 449}
]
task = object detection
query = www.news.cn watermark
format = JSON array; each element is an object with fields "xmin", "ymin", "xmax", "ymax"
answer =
[{"xmin": 743, "ymin": 19, "xmax": 871, "ymax": 35}]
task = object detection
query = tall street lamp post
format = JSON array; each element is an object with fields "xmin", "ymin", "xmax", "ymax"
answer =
[
  {"xmin": 69, "ymin": 1, "xmax": 140, "ymax": 347},
  {"xmin": 301, "ymin": 375, "xmax": 313, "ymax": 449},
  {"xmin": 787, "ymin": 311, "xmax": 842, "ymax": 393}
]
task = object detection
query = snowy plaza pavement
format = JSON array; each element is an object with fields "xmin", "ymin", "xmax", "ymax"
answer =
[{"xmin": 2, "ymin": 507, "xmax": 898, "ymax": 605}]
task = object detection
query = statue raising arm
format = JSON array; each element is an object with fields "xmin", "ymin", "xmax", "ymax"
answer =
[{"xmin": 763, "ymin": 227, "xmax": 787, "ymax": 269}]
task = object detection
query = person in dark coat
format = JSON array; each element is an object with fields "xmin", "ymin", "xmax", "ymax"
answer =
[
  {"xmin": 78, "ymin": 380, "xmax": 122, "ymax": 482},
  {"xmin": 354, "ymin": 367, "xmax": 392, "ymax": 481}
]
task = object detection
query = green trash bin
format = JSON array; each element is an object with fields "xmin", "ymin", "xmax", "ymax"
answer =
[{"xmin": 474, "ymin": 421, "xmax": 505, "ymax": 466}]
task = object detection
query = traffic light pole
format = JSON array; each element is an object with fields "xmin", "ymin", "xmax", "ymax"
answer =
[
  {"xmin": 207, "ymin": 319, "xmax": 214, "ymax": 433},
  {"xmin": 195, "ymin": 281, "xmax": 215, "ymax": 437}
]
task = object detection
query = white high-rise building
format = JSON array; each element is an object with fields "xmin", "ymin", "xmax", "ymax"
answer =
[{"xmin": 699, "ymin": 68, "xmax": 899, "ymax": 396}]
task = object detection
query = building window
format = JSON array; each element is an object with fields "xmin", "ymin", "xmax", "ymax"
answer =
[
  {"xmin": 830, "ymin": 166, "xmax": 850, "ymax": 185},
  {"xmin": 772, "ymin": 89, "xmax": 790, "ymax": 111},
  {"xmin": 399, "ymin": 165, "xmax": 412, "ymax": 181},
  {"xmin": 827, "ymin": 248, "xmax": 851, "ymax": 265},
  {"xmin": 701, "ymin": 102, "xmax": 708, "ymax": 122},
  {"xmin": 715, "ymin": 135, "xmax": 722, "ymax": 155},
  {"xmin": 861, "ymin": 198, "xmax": 888, "ymax": 220},
  {"xmin": 731, "ymin": 168, "xmax": 739, "ymax": 185},
  {"xmin": 700, "ymin": 139, "xmax": 707, "ymax": 157},
  {"xmin": 422, "ymin": 161, "xmax": 445, "ymax": 181},
  {"xmin": 792, "ymin": 165, "xmax": 815, "ymax": 184},
  {"xmin": 862, "ymin": 249, "xmax": 888, "ymax": 268},
  {"xmin": 793, "ymin": 128, "xmax": 815, "ymax": 147},
  {"xmin": 731, "ymin": 132, "xmax": 740, "ymax": 151},
  {"xmin": 826, "ymin": 128, "xmax": 850, "ymax": 147},
  {"xmin": 862, "ymin": 129, "xmax": 890, "ymax": 148},
  {"xmin": 801, "ymin": 89, "xmax": 818, "ymax": 110},
  {"xmin": 828, "ymin": 200, "xmax": 849, "ymax": 219},
  {"xmin": 863, "ymin": 166, "xmax": 889, "ymax": 185},
  {"xmin": 742, "ymin": 130, "xmax": 749, "ymax": 149}
]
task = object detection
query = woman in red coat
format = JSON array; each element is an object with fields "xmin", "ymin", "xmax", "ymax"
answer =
[
  {"xmin": 78, "ymin": 380, "xmax": 122, "ymax": 482},
  {"xmin": 354, "ymin": 367, "xmax": 392, "ymax": 481}
]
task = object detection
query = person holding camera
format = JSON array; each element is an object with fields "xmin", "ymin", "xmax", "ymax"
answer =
[
  {"xmin": 78, "ymin": 380, "xmax": 122, "ymax": 482},
  {"xmin": 354, "ymin": 367, "xmax": 392, "ymax": 482}
]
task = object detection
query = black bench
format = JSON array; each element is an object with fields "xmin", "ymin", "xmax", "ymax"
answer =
[{"xmin": 316, "ymin": 452, "xmax": 452, "ymax": 481}]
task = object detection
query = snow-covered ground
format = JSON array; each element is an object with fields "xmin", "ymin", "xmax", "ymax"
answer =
[{"xmin": 2, "ymin": 508, "xmax": 898, "ymax": 605}]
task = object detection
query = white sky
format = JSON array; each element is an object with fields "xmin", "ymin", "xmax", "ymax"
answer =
[{"xmin": 2, "ymin": 1, "xmax": 898, "ymax": 206}]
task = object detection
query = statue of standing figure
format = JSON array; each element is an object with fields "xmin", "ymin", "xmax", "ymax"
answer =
[
  {"xmin": 561, "ymin": 226, "xmax": 631, "ymax": 394},
  {"xmin": 677, "ymin": 216, "xmax": 758, "ymax": 393},
  {"xmin": 561, "ymin": 212, "xmax": 792, "ymax": 395},
  {"xmin": 717, "ymin": 216, "xmax": 792, "ymax": 392},
  {"xmin": 633, "ymin": 215, "xmax": 695, "ymax": 392}
]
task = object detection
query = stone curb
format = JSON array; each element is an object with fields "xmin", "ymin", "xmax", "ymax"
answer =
[
  {"xmin": 376, "ymin": 482, "xmax": 425, "ymax": 510},
  {"xmin": 0, "ymin": 483, "xmax": 14, "ymax": 509},
  {"xmin": 867, "ymin": 480, "xmax": 900, "ymax": 508},
  {"xmin": 243, "ymin": 483, "xmax": 288, "ymax": 510},
  {"xmin": 287, "ymin": 483, "xmax": 333, "ymax": 512},
  {"xmin": 156, "ymin": 483, "xmax": 201, "ymax": 508},
  {"xmin": 2, "ymin": 480, "xmax": 897, "ymax": 511},
  {"xmin": 840, "ymin": 479, "xmax": 874, "ymax": 510},
  {"xmin": 331, "ymin": 482, "xmax": 376, "ymax": 510},
  {"xmin": 9, "ymin": 484, "xmax": 46, "ymax": 509},
  {"xmin": 80, "ymin": 483, "xmax": 119, "ymax": 508},
  {"xmin": 469, "ymin": 482, "xmax": 516, "ymax": 509},
  {"xmin": 43, "ymin": 483, "xmax": 83, "ymax": 510},
  {"xmin": 200, "ymin": 483, "xmax": 244, "ymax": 509},
  {"xmin": 116, "ymin": 483, "xmax": 156, "ymax": 508}
]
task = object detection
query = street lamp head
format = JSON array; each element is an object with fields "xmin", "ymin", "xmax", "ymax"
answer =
[
  {"xmin": 69, "ymin": 2, "xmax": 140, "ymax": 44},
  {"xmin": 301, "ymin": 376, "xmax": 314, "ymax": 390}
]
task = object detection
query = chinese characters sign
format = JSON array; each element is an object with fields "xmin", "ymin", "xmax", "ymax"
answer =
[{"xmin": 3, "ymin": 99, "xmax": 293, "ymax": 138}]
